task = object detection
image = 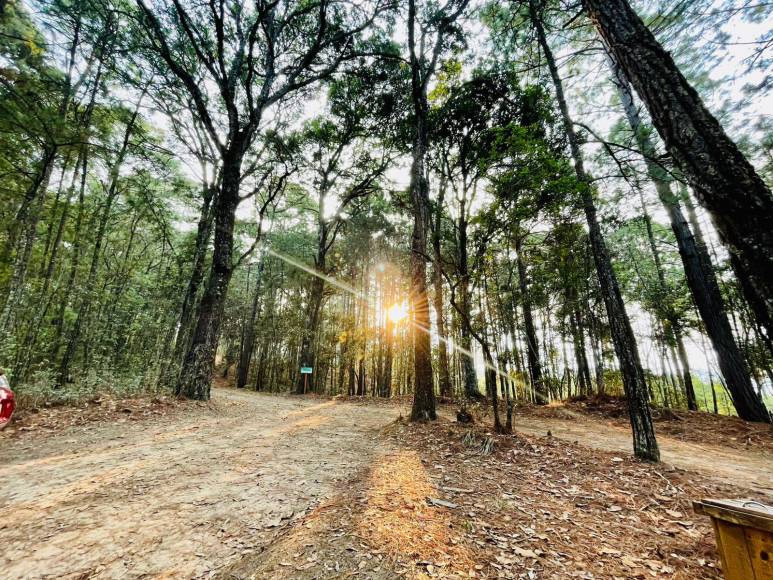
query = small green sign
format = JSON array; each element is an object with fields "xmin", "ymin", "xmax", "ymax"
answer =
[{"xmin": 300, "ymin": 366, "xmax": 313, "ymax": 374}]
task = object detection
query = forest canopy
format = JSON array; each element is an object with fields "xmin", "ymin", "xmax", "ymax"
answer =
[{"xmin": 1, "ymin": 0, "xmax": 772, "ymax": 460}]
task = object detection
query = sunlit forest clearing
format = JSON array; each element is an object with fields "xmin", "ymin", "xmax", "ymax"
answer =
[{"xmin": 1, "ymin": 0, "xmax": 773, "ymax": 577}]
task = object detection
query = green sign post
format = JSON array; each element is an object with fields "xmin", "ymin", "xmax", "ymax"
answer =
[{"xmin": 300, "ymin": 366, "xmax": 312, "ymax": 393}]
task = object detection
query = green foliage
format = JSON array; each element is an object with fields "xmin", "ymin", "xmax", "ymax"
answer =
[
  {"xmin": 13, "ymin": 367, "xmax": 159, "ymax": 410},
  {"xmin": 0, "ymin": 0, "xmax": 770, "ymax": 418}
]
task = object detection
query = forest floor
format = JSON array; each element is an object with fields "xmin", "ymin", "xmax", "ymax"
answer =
[
  {"xmin": 510, "ymin": 400, "xmax": 773, "ymax": 498},
  {"xmin": 1, "ymin": 388, "xmax": 771, "ymax": 579}
]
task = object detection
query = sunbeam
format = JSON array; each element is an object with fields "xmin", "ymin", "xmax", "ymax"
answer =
[{"xmin": 264, "ymin": 245, "xmax": 546, "ymax": 402}]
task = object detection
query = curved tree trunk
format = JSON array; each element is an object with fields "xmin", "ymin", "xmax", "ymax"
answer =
[{"xmin": 610, "ymin": 61, "xmax": 769, "ymax": 422}]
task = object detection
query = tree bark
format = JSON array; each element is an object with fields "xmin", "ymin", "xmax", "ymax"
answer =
[
  {"xmin": 159, "ymin": 184, "xmax": 215, "ymax": 389},
  {"xmin": 515, "ymin": 233, "xmax": 546, "ymax": 403},
  {"xmin": 58, "ymin": 102, "xmax": 142, "ymax": 385},
  {"xmin": 176, "ymin": 157, "xmax": 241, "ymax": 400},
  {"xmin": 457, "ymin": 208, "xmax": 478, "ymax": 398},
  {"xmin": 236, "ymin": 259, "xmax": 264, "ymax": 388},
  {"xmin": 571, "ymin": 308, "xmax": 592, "ymax": 395},
  {"xmin": 407, "ymin": 0, "xmax": 436, "ymax": 421},
  {"xmin": 432, "ymin": 186, "xmax": 453, "ymax": 398},
  {"xmin": 532, "ymin": 0, "xmax": 659, "ymax": 460},
  {"xmin": 585, "ymin": 0, "xmax": 773, "ymax": 339},
  {"xmin": 610, "ymin": 61, "xmax": 769, "ymax": 422}
]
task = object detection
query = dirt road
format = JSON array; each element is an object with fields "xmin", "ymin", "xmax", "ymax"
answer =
[
  {"xmin": 2, "ymin": 390, "xmax": 771, "ymax": 579},
  {"xmin": 0, "ymin": 390, "xmax": 401, "ymax": 579},
  {"xmin": 512, "ymin": 412, "xmax": 773, "ymax": 496}
]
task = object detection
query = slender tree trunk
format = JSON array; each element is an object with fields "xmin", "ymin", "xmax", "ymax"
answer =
[
  {"xmin": 57, "ymin": 100, "xmax": 143, "ymax": 385},
  {"xmin": 0, "ymin": 148, "xmax": 57, "ymax": 331},
  {"xmin": 432, "ymin": 185, "xmax": 452, "ymax": 398},
  {"xmin": 532, "ymin": 0, "xmax": 659, "ymax": 460},
  {"xmin": 674, "ymin": 331, "xmax": 697, "ymax": 410},
  {"xmin": 610, "ymin": 60, "xmax": 768, "ymax": 421},
  {"xmin": 1, "ymin": 18, "xmax": 98, "ymax": 320},
  {"xmin": 296, "ymin": 214, "xmax": 334, "ymax": 394},
  {"xmin": 515, "ymin": 233, "xmax": 545, "ymax": 403},
  {"xmin": 571, "ymin": 308, "xmax": 592, "ymax": 396},
  {"xmin": 585, "ymin": 0, "xmax": 773, "ymax": 339},
  {"xmin": 457, "ymin": 214, "xmax": 479, "ymax": 398},
  {"xmin": 236, "ymin": 259, "xmax": 264, "ymax": 388},
  {"xmin": 296, "ymin": 275, "xmax": 326, "ymax": 393},
  {"xmin": 159, "ymin": 185, "xmax": 215, "ymax": 389}
]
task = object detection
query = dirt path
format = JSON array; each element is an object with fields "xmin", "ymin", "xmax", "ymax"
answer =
[
  {"xmin": 2, "ymin": 392, "xmax": 771, "ymax": 579},
  {"xmin": 512, "ymin": 412, "xmax": 773, "ymax": 496},
  {"xmin": 0, "ymin": 389, "xmax": 400, "ymax": 579}
]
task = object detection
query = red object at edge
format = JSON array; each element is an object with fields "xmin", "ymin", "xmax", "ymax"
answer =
[{"xmin": 0, "ymin": 386, "xmax": 15, "ymax": 429}]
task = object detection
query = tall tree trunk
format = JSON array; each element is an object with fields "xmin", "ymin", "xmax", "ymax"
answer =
[
  {"xmin": 407, "ymin": 0, "xmax": 436, "ymax": 421},
  {"xmin": 13, "ymin": 150, "xmax": 79, "ymax": 379},
  {"xmin": 296, "ymin": 275, "xmax": 326, "ymax": 393},
  {"xmin": 176, "ymin": 156, "xmax": 241, "ymax": 400},
  {"xmin": 532, "ymin": 0, "xmax": 659, "ymax": 460},
  {"xmin": 457, "ymin": 212, "xmax": 479, "ymax": 398},
  {"xmin": 1, "ymin": 16, "xmax": 99, "ymax": 320},
  {"xmin": 636, "ymin": 183, "xmax": 698, "ymax": 411},
  {"xmin": 571, "ymin": 308, "xmax": 592, "ymax": 396},
  {"xmin": 159, "ymin": 184, "xmax": 216, "ymax": 389},
  {"xmin": 610, "ymin": 60, "xmax": 768, "ymax": 421},
  {"xmin": 380, "ymin": 279, "xmax": 394, "ymax": 398},
  {"xmin": 584, "ymin": 0, "xmax": 773, "ymax": 339},
  {"xmin": 673, "ymin": 332, "xmax": 697, "ymax": 409},
  {"xmin": 57, "ymin": 99, "xmax": 143, "ymax": 385},
  {"xmin": 296, "ymin": 213, "xmax": 333, "ymax": 394},
  {"xmin": 432, "ymin": 186, "xmax": 452, "ymax": 398},
  {"xmin": 515, "ymin": 233, "xmax": 546, "ymax": 403},
  {"xmin": 0, "ymin": 148, "xmax": 57, "ymax": 331},
  {"xmin": 236, "ymin": 259, "xmax": 264, "ymax": 388}
]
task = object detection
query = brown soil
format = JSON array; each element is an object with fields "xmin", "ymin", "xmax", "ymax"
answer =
[
  {"xmin": 2, "ymin": 389, "xmax": 771, "ymax": 579},
  {"xmin": 221, "ymin": 417, "xmax": 769, "ymax": 579},
  {"xmin": 522, "ymin": 395, "xmax": 773, "ymax": 453},
  {"xmin": 373, "ymin": 420, "xmax": 766, "ymax": 578},
  {"xmin": 0, "ymin": 388, "xmax": 400, "ymax": 578},
  {"xmin": 510, "ymin": 398, "xmax": 773, "ymax": 498},
  {"xmin": 5, "ymin": 394, "xmax": 185, "ymax": 437}
]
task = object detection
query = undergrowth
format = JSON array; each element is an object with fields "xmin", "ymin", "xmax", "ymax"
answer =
[{"xmin": 12, "ymin": 368, "xmax": 166, "ymax": 410}]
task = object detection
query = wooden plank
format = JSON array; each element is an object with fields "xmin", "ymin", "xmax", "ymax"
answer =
[
  {"xmin": 746, "ymin": 526, "xmax": 773, "ymax": 580},
  {"xmin": 695, "ymin": 500, "xmax": 773, "ymax": 534},
  {"xmin": 714, "ymin": 520, "xmax": 756, "ymax": 579}
]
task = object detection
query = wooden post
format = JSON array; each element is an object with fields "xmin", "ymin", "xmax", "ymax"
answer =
[{"xmin": 694, "ymin": 498, "xmax": 773, "ymax": 579}]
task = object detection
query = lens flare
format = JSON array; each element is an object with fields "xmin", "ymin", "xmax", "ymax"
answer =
[
  {"xmin": 263, "ymin": 244, "xmax": 547, "ymax": 403},
  {"xmin": 387, "ymin": 301, "xmax": 409, "ymax": 323}
]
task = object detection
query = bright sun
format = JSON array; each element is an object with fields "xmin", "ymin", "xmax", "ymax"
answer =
[{"xmin": 387, "ymin": 301, "xmax": 409, "ymax": 323}]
